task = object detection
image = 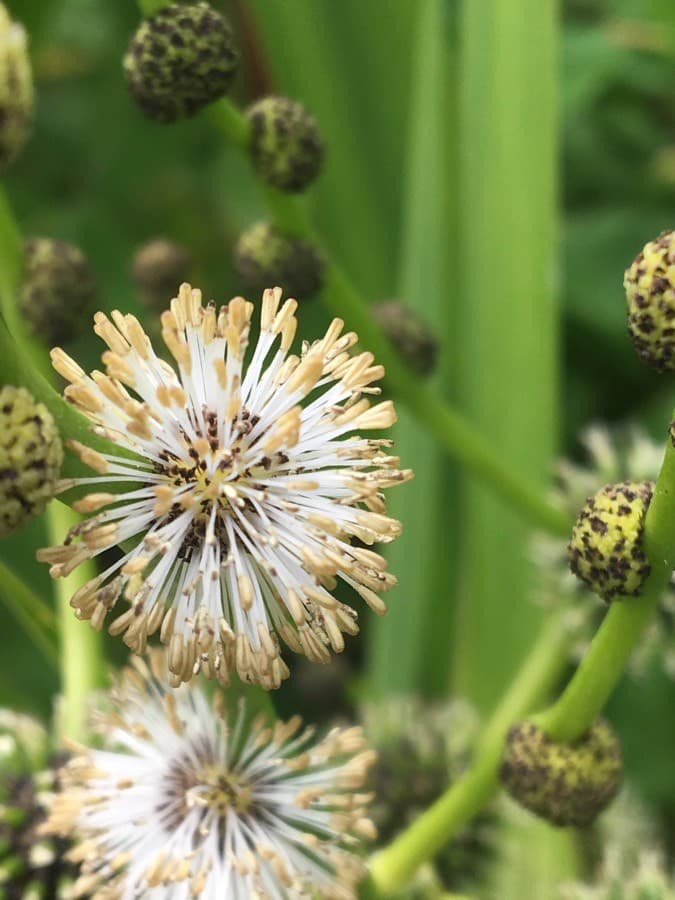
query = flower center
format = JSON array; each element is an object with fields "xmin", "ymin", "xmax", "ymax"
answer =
[{"xmin": 160, "ymin": 751, "xmax": 254, "ymax": 834}]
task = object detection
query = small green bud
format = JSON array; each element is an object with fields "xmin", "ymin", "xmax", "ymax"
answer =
[
  {"xmin": 20, "ymin": 238, "xmax": 97, "ymax": 345},
  {"xmin": 123, "ymin": 2, "xmax": 239, "ymax": 123},
  {"xmin": 372, "ymin": 300, "xmax": 438, "ymax": 376},
  {"xmin": 0, "ymin": 4, "xmax": 33, "ymax": 171},
  {"xmin": 247, "ymin": 96, "xmax": 324, "ymax": 193},
  {"xmin": 625, "ymin": 230, "xmax": 675, "ymax": 371},
  {"xmin": 234, "ymin": 221, "xmax": 325, "ymax": 300},
  {"xmin": 132, "ymin": 237, "xmax": 191, "ymax": 311},
  {"xmin": 0, "ymin": 385, "xmax": 63, "ymax": 538},
  {"xmin": 500, "ymin": 719, "xmax": 622, "ymax": 828},
  {"xmin": 567, "ymin": 480, "xmax": 652, "ymax": 602}
]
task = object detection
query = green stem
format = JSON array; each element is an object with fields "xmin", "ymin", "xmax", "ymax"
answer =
[
  {"xmin": 537, "ymin": 425, "xmax": 675, "ymax": 741},
  {"xmin": 323, "ymin": 264, "xmax": 570, "ymax": 537},
  {"xmin": 46, "ymin": 502, "xmax": 104, "ymax": 741},
  {"xmin": 0, "ymin": 559, "xmax": 58, "ymax": 668},
  {"xmin": 125, "ymin": 12, "xmax": 569, "ymax": 536},
  {"xmin": 0, "ymin": 185, "xmax": 51, "ymax": 380},
  {"xmin": 367, "ymin": 611, "xmax": 570, "ymax": 894},
  {"xmin": 137, "ymin": 0, "xmax": 167, "ymax": 15}
]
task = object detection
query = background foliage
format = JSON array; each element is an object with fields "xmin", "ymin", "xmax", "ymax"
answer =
[{"xmin": 1, "ymin": 0, "xmax": 674, "ymax": 894}]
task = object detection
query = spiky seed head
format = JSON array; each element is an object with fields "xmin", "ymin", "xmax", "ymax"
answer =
[
  {"xmin": 123, "ymin": 1, "xmax": 239, "ymax": 123},
  {"xmin": 247, "ymin": 95, "xmax": 325, "ymax": 193},
  {"xmin": 0, "ymin": 385, "xmax": 63, "ymax": 538},
  {"xmin": 625, "ymin": 230, "xmax": 675, "ymax": 371},
  {"xmin": 234, "ymin": 221, "xmax": 326, "ymax": 300},
  {"xmin": 20, "ymin": 238, "xmax": 96, "ymax": 345},
  {"xmin": 567, "ymin": 480, "xmax": 653, "ymax": 602},
  {"xmin": 0, "ymin": 4, "xmax": 33, "ymax": 172},
  {"xmin": 132, "ymin": 237, "xmax": 191, "ymax": 311},
  {"xmin": 372, "ymin": 300, "xmax": 438, "ymax": 376},
  {"xmin": 500, "ymin": 719, "xmax": 622, "ymax": 828}
]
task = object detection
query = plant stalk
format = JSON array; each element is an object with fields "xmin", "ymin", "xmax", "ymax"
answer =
[
  {"xmin": 46, "ymin": 502, "xmax": 104, "ymax": 741},
  {"xmin": 367, "ymin": 611, "xmax": 570, "ymax": 894}
]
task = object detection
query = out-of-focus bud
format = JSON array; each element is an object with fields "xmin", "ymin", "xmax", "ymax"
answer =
[
  {"xmin": 132, "ymin": 237, "xmax": 191, "ymax": 312},
  {"xmin": 247, "ymin": 96, "xmax": 324, "ymax": 193},
  {"xmin": 0, "ymin": 4, "xmax": 33, "ymax": 171},
  {"xmin": 0, "ymin": 385, "xmax": 63, "ymax": 538},
  {"xmin": 0, "ymin": 710, "xmax": 75, "ymax": 895},
  {"xmin": 123, "ymin": 2, "xmax": 239, "ymax": 123},
  {"xmin": 364, "ymin": 697, "xmax": 498, "ymax": 892},
  {"xmin": 234, "ymin": 221, "xmax": 325, "ymax": 301},
  {"xmin": 500, "ymin": 719, "xmax": 622, "ymax": 828},
  {"xmin": 20, "ymin": 238, "xmax": 96, "ymax": 345},
  {"xmin": 625, "ymin": 230, "xmax": 675, "ymax": 371},
  {"xmin": 372, "ymin": 300, "xmax": 438, "ymax": 376},
  {"xmin": 567, "ymin": 480, "xmax": 652, "ymax": 602}
]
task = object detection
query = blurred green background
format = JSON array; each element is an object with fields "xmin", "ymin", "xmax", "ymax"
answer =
[{"xmin": 1, "ymin": 0, "xmax": 674, "ymax": 894}]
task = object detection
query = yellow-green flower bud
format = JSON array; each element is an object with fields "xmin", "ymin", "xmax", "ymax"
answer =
[
  {"xmin": 247, "ymin": 96, "xmax": 324, "ymax": 193},
  {"xmin": 132, "ymin": 237, "xmax": 191, "ymax": 311},
  {"xmin": 0, "ymin": 386, "xmax": 63, "ymax": 538},
  {"xmin": 567, "ymin": 480, "xmax": 652, "ymax": 602},
  {"xmin": 625, "ymin": 230, "xmax": 675, "ymax": 371},
  {"xmin": 123, "ymin": 2, "xmax": 239, "ymax": 123},
  {"xmin": 234, "ymin": 221, "xmax": 325, "ymax": 300},
  {"xmin": 372, "ymin": 300, "xmax": 438, "ymax": 376},
  {"xmin": 500, "ymin": 719, "xmax": 622, "ymax": 828},
  {"xmin": 0, "ymin": 4, "xmax": 33, "ymax": 171},
  {"xmin": 20, "ymin": 238, "xmax": 97, "ymax": 345}
]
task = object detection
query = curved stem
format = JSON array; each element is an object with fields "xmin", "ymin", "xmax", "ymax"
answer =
[
  {"xmin": 367, "ymin": 611, "xmax": 570, "ymax": 894},
  {"xmin": 537, "ymin": 424, "xmax": 675, "ymax": 741},
  {"xmin": 168, "ymin": 85, "xmax": 571, "ymax": 536},
  {"xmin": 47, "ymin": 502, "xmax": 105, "ymax": 741}
]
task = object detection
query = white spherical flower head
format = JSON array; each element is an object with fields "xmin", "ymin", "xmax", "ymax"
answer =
[
  {"xmin": 39, "ymin": 284, "xmax": 412, "ymax": 689},
  {"xmin": 46, "ymin": 653, "xmax": 377, "ymax": 899}
]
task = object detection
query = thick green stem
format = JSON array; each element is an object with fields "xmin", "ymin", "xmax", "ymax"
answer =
[
  {"xmin": 0, "ymin": 559, "xmax": 58, "ymax": 668},
  {"xmin": 537, "ymin": 425, "xmax": 675, "ymax": 741},
  {"xmin": 367, "ymin": 612, "xmax": 570, "ymax": 894},
  {"xmin": 46, "ymin": 502, "xmax": 104, "ymax": 741}
]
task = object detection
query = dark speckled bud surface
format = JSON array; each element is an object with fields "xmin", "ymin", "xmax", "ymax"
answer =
[{"xmin": 500, "ymin": 719, "xmax": 622, "ymax": 827}]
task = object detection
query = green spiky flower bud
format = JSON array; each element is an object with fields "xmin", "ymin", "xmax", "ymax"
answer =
[
  {"xmin": 500, "ymin": 719, "xmax": 622, "ymax": 828},
  {"xmin": 0, "ymin": 4, "xmax": 33, "ymax": 172},
  {"xmin": 234, "ymin": 221, "xmax": 325, "ymax": 300},
  {"xmin": 372, "ymin": 300, "xmax": 438, "ymax": 376},
  {"xmin": 247, "ymin": 96, "xmax": 324, "ymax": 193},
  {"xmin": 567, "ymin": 480, "xmax": 653, "ymax": 602},
  {"xmin": 625, "ymin": 230, "xmax": 675, "ymax": 371},
  {"xmin": 0, "ymin": 385, "xmax": 63, "ymax": 538},
  {"xmin": 123, "ymin": 2, "xmax": 239, "ymax": 123},
  {"xmin": 0, "ymin": 710, "xmax": 75, "ymax": 896},
  {"xmin": 20, "ymin": 237, "xmax": 97, "ymax": 345},
  {"xmin": 132, "ymin": 237, "xmax": 191, "ymax": 311}
]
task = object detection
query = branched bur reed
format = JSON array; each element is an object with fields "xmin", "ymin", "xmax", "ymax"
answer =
[{"xmin": 0, "ymin": 2, "xmax": 674, "ymax": 898}]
